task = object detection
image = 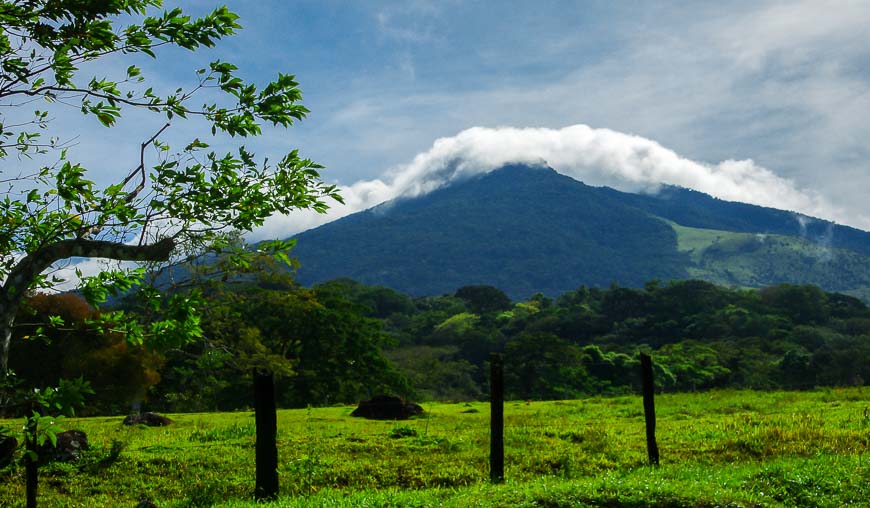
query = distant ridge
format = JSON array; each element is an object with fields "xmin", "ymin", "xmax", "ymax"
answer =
[{"xmin": 288, "ymin": 164, "xmax": 870, "ymax": 300}]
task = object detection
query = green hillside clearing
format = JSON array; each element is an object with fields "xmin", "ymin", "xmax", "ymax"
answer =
[{"xmin": 670, "ymin": 222, "xmax": 870, "ymax": 293}]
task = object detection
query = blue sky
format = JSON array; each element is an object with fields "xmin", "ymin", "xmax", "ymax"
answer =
[{"xmin": 23, "ymin": 1, "xmax": 870, "ymax": 240}]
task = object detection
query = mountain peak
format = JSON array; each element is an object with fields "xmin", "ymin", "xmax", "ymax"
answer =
[{"xmin": 291, "ymin": 166, "xmax": 684, "ymax": 298}]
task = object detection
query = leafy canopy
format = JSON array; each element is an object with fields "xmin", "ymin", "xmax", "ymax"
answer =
[{"xmin": 0, "ymin": 0, "xmax": 342, "ymax": 370}]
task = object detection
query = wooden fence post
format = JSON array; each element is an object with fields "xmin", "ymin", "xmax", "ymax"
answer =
[
  {"xmin": 253, "ymin": 370, "xmax": 279, "ymax": 501},
  {"xmin": 640, "ymin": 353, "xmax": 660, "ymax": 466},
  {"xmin": 25, "ymin": 420, "xmax": 37, "ymax": 508},
  {"xmin": 490, "ymin": 352, "xmax": 504, "ymax": 483}
]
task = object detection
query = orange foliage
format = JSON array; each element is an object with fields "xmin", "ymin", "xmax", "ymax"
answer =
[
  {"xmin": 11, "ymin": 293, "xmax": 165, "ymax": 414},
  {"xmin": 25, "ymin": 292, "xmax": 97, "ymax": 324}
]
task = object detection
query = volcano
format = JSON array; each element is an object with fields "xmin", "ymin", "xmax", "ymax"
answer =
[{"xmin": 287, "ymin": 164, "xmax": 870, "ymax": 300}]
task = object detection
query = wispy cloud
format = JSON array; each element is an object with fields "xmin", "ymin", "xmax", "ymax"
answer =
[
  {"xmin": 375, "ymin": 0, "xmax": 445, "ymax": 44},
  {"xmin": 710, "ymin": 0, "xmax": 870, "ymax": 71}
]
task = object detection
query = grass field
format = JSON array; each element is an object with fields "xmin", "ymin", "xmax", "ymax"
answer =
[{"xmin": 1, "ymin": 388, "xmax": 868, "ymax": 507}]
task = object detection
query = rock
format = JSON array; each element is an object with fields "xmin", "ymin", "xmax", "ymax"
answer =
[
  {"xmin": 123, "ymin": 412, "xmax": 173, "ymax": 427},
  {"xmin": 39, "ymin": 430, "xmax": 88, "ymax": 462},
  {"xmin": 350, "ymin": 395, "xmax": 424, "ymax": 420},
  {"xmin": 0, "ymin": 435, "xmax": 17, "ymax": 468}
]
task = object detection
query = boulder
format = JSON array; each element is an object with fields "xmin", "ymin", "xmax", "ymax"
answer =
[
  {"xmin": 0, "ymin": 435, "xmax": 17, "ymax": 468},
  {"xmin": 350, "ymin": 395, "xmax": 424, "ymax": 420},
  {"xmin": 39, "ymin": 430, "xmax": 88, "ymax": 462},
  {"xmin": 123, "ymin": 412, "xmax": 173, "ymax": 427}
]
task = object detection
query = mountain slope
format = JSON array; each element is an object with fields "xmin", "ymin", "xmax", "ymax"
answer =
[
  {"xmin": 291, "ymin": 165, "xmax": 689, "ymax": 298},
  {"xmin": 289, "ymin": 164, "xmax": 870, "ymax": 300}
]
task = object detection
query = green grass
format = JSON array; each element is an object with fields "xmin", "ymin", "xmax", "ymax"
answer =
[
  {"xmin": 1, "ymin": 389, "xmax": 868, "ymax": 507},
  {"xmin": 670, "ymin": 222, "xmax": 748, "ymax": 262}
]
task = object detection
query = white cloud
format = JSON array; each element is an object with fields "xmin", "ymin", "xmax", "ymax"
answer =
[{"xmin": 252, "ymin": 124, "xmax": 865, "ymax": 241}]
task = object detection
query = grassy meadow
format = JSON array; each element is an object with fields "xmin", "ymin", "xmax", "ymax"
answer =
[{"xmin": 1, "ymin": 388, "xmax": 868, "ymax": 507}]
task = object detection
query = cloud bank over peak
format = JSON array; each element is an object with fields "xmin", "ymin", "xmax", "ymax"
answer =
[{"xmin": 254, "ymin": 124, "xmax": 865, "ymax": 240}]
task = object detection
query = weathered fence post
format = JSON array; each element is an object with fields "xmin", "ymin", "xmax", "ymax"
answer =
[
  {"xmin": 253, "ymin": 370, "xmax": 279, "ymax": 501},
  {"xmin": 490, "ymin": 352, "xmax": 504, "ymax": 483},
  {"xmin": 640, "ymin": 353, "xmax": 660, "ymax": 466},
  {"xmin": 25, "ymin": 419, "xmax": 37, "ymax": 508}
]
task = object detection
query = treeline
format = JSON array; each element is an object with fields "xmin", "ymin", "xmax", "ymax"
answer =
[
  {"xmin": 7, "ymin": 278, "xmax": 869, "ymax": 414},
  {"xmin": 331, "ymin": 278, "xmax": 869, "ymax": 400}
]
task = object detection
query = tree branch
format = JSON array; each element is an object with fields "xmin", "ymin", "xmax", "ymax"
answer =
[
  {"xmin": 0, "ymin": 41, "xmax": 172, "ymax": 97},
  {"xmin": 122, "ymin": 122, "xmax": 171, "ymax": 201},
  {"xmin": 0, "ymin": 236, "xmax": 175, "ymax": 371},
  {"xmin": 2, "ymin": 237, "xmax": 175, "ymax": 302}
]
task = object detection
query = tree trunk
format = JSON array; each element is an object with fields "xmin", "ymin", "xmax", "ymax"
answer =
[{"xmin": 0, "ymin": 304, "xmax": 16, "ymax": 373}]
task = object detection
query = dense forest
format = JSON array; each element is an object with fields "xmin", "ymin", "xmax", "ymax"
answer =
[{"xmin": 6, "ymin": 277, "xmax": 869, "ymax": 415}]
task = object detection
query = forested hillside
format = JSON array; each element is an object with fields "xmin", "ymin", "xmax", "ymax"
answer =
[
  {"xmin": 291, "ymin": 165, "xmax": 690, "ymax": 298},
  {"xmin": 289, "ymin": 164, "xmax": 870, "ymax": 300},
  {"xmin": 7, "ymin": 278, "xmax": 867, "ymax": 415}
]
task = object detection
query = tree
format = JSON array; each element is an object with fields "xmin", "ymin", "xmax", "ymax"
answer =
[
  {"xmin": 182, "ymin": 283, "xmax": 410, "ymax": 409},
  {"xmin": 0, "ymin": 3, "xmax": 341, "ymax": 504},
  {"xmin": 455, "ymin": 285, "xmax": 512, "ymax": 315},
  {"xmin": 0, "ymin": 1, "xmax": 341, "ymax": 372},
  {"xmin": 504, "ymin": 332, "xmax": 588, "ymax": 400},
  {"xmin": 656, "ymin": 342, "xmax": 730, "ymax": 391},
  {"xmin": 759, "ymin": 284, "xmax": 830, "ymax": 325},
  {"xmin": 11, "ymin": 293, "xmax": 163, "ymax": 415},
  {"xmin": 385, "ymin": 345, "xmax": 481, "ymax": 401}
]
